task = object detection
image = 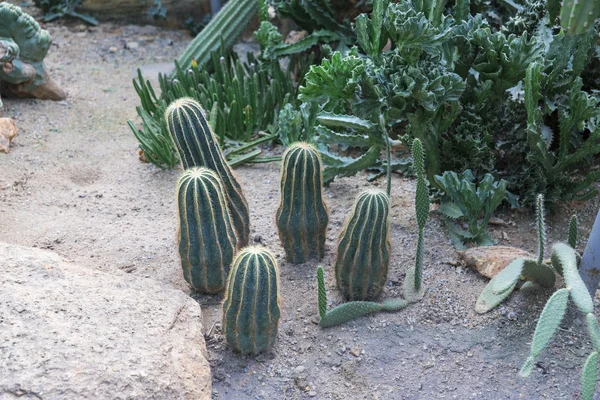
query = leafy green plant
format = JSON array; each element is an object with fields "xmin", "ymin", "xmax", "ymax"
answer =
[
  {"xmin": 434, "ymin": 170, "xmax": 511, "ymax": 248},
  {"xmin": 129, "ymin": 50, "xmax": 301, "ymax": 168},
  {"xmin": 475, "ymin": 194, "xmax": 577, "ymax": 313},
  {"xmin": 34, "ymin": 0, "xmax": 98, "ymax": 25},
  {"xmin": 291, "ymin": 0, "xmax": 600, "ymax": 207}
]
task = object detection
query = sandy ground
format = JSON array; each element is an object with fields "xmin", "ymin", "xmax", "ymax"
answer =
[{"xmin": 2, "ymin": 17, "xmax": 600, "ymax": 400}]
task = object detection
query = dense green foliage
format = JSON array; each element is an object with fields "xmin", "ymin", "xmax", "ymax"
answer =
[{"xmin": 289, "ymin": 0, "xmax": 600, "ymax": 207}]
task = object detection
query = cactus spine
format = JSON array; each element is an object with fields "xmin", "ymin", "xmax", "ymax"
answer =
[
  {"xmin": 166, "ymin": 97, "xmax": 250, "ymax": 246},
  {"xmin": 176, "ymin": 167, "xmax": 238, "ymax": 293},
  {"xmin": 222, "ymin": 246, "xmax": 281, "ymax": 355},
  {"xmin": 276, "ymin": 142, "xmax": 329, "ymax": 264},
  {"xmin": 335, "ymin": 190, "xmax": 391, "ymax": 300}
]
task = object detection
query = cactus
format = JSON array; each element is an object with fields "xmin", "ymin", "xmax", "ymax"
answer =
[
  {"xmin": 475, "ymin": 193, "xmax": 556, "ymax": 313},
  {"xmin": 0, "ymin": 3, "xmax": 65, "ymax": 102},
  {"xmin": 166, "ymin": 97, "xmax": 250, "ymax": 246},
  {"xmin": 177, "ymin": 0, "xmax": 258, "ymax": 71},
  {"xmin": 222, "ymin": 246, "xmax": 281, "ymax": 355},
  {"xmin": 176, "ymin": 167, "xmax": 238, "ymax": 293},
  {"xmin": 317, "ymin": 266, "xmax": 407, "ymax": 328},
  {"xmin": 403, "ymin": 138, "xmax": 430, "ymax": 301},
  {"xmin": 276, "ymin": 142, "xmax": 329, "ymax": 264},
  {"xmin": 335, "ymin": 189, "xmax": 391, "ymax": 300},
  {"xmin": 560, "ymin": 0, "xmax": 598, "ymax": 34},
  {"xmin": 568, "ymin": 214, "xmax": 578, "ymax": 249},
  {"xmin": 520, "ymin": 243, "xmax": 600, "ymax": 400}
]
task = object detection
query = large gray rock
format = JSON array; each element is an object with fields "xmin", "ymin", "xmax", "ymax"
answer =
[{"xmin": 0, "ymin": 242, "xmax": 211, "ymax": 400}]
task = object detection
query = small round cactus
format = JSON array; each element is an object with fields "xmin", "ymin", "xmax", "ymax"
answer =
[
  {"xmin": 176, "ymin": 167, "xmax": 239, "ymax": 294},
  {"xmin": 335, "ymin": 189, "xmax": 391, "ymax": 301},
  {"xmin": 222, "ymin": 246, "xmax": 281, "ymax": 355},
  {"xmin": 166, "ymin": 97, "xmax": 250, "ymax": 246},
  {"xmin": 276, "ymin": 142, "xmax": 329, "ymax": 264}
]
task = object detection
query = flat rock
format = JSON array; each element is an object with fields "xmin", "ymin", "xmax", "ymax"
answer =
[
  {"xmin": 457, "ymin": 245, "xmax": 536, "ymax": 279},
  {"xmin": 0, "ymin": 242, "xmax": 211, "ymax": 400}
]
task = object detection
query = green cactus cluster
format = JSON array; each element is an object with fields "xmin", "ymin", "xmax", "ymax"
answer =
[
  {"xmin": 335, "ymin": 189, "xmax": 391, "ymax": 301},
  {"xmin": 276, "ymin": 142, "xmax": 329, "ymax": 264},
  {"xmin": 176, "ymin": 167, "xmax": 238, "ymax": 294},
  {"xmin": 475, "ymin": 194, "xmax": 568, "ymax": 313},
  {"xmin": 520, "ymin": 243, "xmax": 599, "ymax": 400},
  {"xmin": 166, "ymin": 97, "xmax": 251, "ymax": 246},
  {"xmin": 222, "ymin": 246, "xmax": 281, "ymax": 355}
]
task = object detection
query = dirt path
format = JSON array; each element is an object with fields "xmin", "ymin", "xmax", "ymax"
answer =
[{"xmin": 2, "ymin": 19, "xmax": 600, "ymax": 400}]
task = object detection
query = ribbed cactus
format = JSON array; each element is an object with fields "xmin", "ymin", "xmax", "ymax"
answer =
[
  {"xmin": 520, "ymin": 243, "xmax": 600, "ymax": 400},
  {"xmin": 317, "ymin": 266, "xmax": 407, "ymax": 328},
  {"xmin": 568, "ymin": 214, "xmax": 578, "ymax": 249},
  {"xmin": 410, "ymin": 138, "xmax": 430, "ymax": 293},
  {"xmin": 222, "ymin": 246, "xmax": 281, "ymax": 355},
  {"xmin": 177, "ymin": 0, "xmax": 258, "ymax": 71},
  {"xmin": 276, "ymin": 142, "xmax": 329, "ymax": 264},
  {"xmin": 166, "ymin": 97, "xmax": 250, "ymax": 246},
  {"xmin": 335, "ymin": 189, "xmax": 391, "ymax": 300},
  {"xmin": 560, "ymin": 0, "xmax": 598, "ymax": 33},
  {"xmin": 176, "ymin": 167, "xmax": 238, "ymax": 293}
]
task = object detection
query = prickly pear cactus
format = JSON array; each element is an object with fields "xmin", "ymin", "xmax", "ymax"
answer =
[
  {"xmin": 335, "ymin": 189, "xmax": 391, "ymax": 301},
  {"xmin": 276, "ymin": 142, "xmax": 329, "ymax": 264},
  {"xmin": 0, "ymin": 3, "xmax": 66, "ymax": 102},
  {"xmin": 166, "ymin": 97, "xmax": 250, "ymax": 246},
  {"xmin": 176, "ymin": 167, "xmax": 238, "ymax": 294},
  {"xmin": 222, "ymin": 246, "xmax": 281, "ymax": 355}
]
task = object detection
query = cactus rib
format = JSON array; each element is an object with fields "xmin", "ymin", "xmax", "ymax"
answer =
[
  {"xmin": 276, "ymin": 142, "xmax": 329, "ymax": 264},
  {"xmin": 166, "ymin": 97, "xmax": 251, "ymax": 246},
  {"xmin": 222, "ymin": 246, "xmax": 281, "ymax": 355},
  {"xmin": 176, "ymin": 167, "xmax": 239, "ymax": 293},
  {"xmin": 335, "ymin": 190, "xmax": 391, "ymax": 300}
]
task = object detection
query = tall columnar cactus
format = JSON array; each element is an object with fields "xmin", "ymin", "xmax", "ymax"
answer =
[
  {"xmin": 560, "ymin": 0, "xmax": 598, "ymax": 33},
  {"xmin": 177, "ymin": 0, "xmax": 258, "ymax": 71},
  {"xmin": 166, "ymin": 97, "xmax": 250, "ymax": 246},
  {"xmin": 222, "ymin": 246, "xmax": 281, "ymax": 355},
  {"xmin": 520, "ymin": 243, "xmax": 600, "ymax": 400},
  {"xmin": 335, "ymin": 189, "xmax": 391, "ymax": 301},
  {"xmin": 0, "ymin": 3, "xmax": 66, "ymax": 101},
  {"xmin": 409, "ymin": 138, "xmax": 430, "ymax": 294},
  {"xmin": 176, "ymin": 167, "xmax": 238, "ymax": 293},
  {"xmin": 276, "ymin": 142, "xmax": 329, "ymax": 264}
]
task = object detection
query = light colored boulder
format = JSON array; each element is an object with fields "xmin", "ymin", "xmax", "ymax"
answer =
[{"xmin": 0, "ymin": 242, "xmax": 211, "ymax": 400}]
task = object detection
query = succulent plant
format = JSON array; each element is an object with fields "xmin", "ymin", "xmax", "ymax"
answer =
[
  {"xmin": 276, "ymin": 142, "xmax": 329, "ymax": 264},
  {"xmin": 222, "ymin": 246, "xmax": 281, "ymax": 355},
  {"xmin": 177, "ymin": 0, "xmax": 258, "ymax": 71},
  {"xmin": 166, "ymin": 97, "xmax": 250, "ymax": 246},
  {"xmin": 0, "ymin": 3, "xmax": 66, "ymax": 103},
  {"xmin": 520, "ymin": 243, "xmax": 599, "ymax": 400},
  {"xmin": 317, "ymin": 266, "xmax": 407, "ymax": 328},
  {"xmin": 475, "ymin": 194, "xmax": 558, "ymax": 313},
  {"xmin": 176, "ymin": 167, "xmax": 238, "ymax": 294},
  {"xmin": 335, "ymin": 189, "xmax": 391, "ymax": 301},
  {"xmin": 404, "ymin": 138, "xmax": 430, "ymax": 300}
]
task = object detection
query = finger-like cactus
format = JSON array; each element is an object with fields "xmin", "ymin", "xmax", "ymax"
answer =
[
  {"xmin": 403, "ymin": 138, "xmax": 430, "ymax": 300},
  {"xmin": 276, "ymin": 142, "xmax": 329, "ymax": 264},
  {"xmin": 166, "ymin": 97, "xmax": 250, "ymax": 246},
  {"xmin": 335, "ymin": 190, "xmax": 391, "ymax": 300},
  {"xmin": 176, "ymin": 167, "xmax": 238, "ymax": 293},
  {"xmin": 535, "ymin": 194, "xmax": 546, "ymax": 266},
  {"xmin": 222, "ymin": 246, "xmax": 281, "ymax": 355},
  {"xmin": 582, "ymin": 351, "xmax": 599, "ymax": 400},
  {"xmin": 568, "ymin": 214, "xmax": 578, "ymax": 249},
  {"xmin": 317, "ymin": 266, "xmax": 407, "ymax": 328}
]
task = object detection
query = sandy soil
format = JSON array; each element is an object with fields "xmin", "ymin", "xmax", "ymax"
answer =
[{"xmin": 2, "ymin": 17, "xmax": 600, "ymax": 400}]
